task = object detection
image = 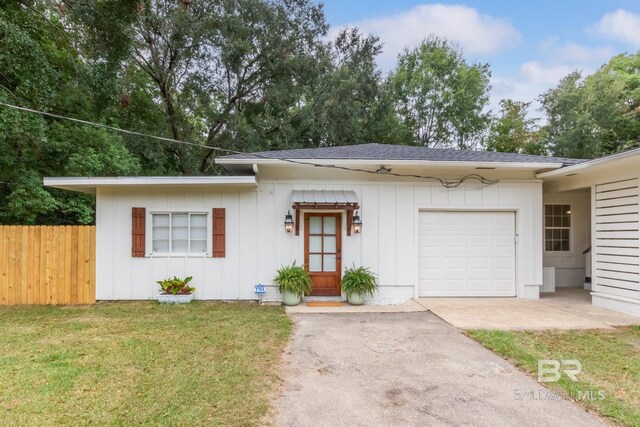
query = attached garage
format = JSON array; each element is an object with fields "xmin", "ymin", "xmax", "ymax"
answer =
[{"xmin": 418, "ymin": 211, "xmax": 516, "ymax": 297}]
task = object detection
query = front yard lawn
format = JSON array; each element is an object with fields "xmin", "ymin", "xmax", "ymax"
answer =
[
  {"xmin": 0, "ymin": 302, "xmax": 291, "ymax": 426},
  {"xmin": 468, "ymin": 326, "xmax": 640, "ymax": 426}
]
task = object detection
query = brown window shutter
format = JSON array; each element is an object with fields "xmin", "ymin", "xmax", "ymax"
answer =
[
  {"xmin": 212, "ymin": 208, "xmax": 226, "ymax": 258},
  {"xmin": 132, "ymin": 207, "xmax": 146, "ymax": 257}
]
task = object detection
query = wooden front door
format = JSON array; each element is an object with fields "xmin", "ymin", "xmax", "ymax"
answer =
[{"xmin": 304, "ymin": 213, "xmax": 342, "ymax": 296}]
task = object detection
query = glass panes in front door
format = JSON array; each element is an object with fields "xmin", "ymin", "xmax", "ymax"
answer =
[{"xmin": 307, "ymin": 215, "xmax": 338, "ymax": 272}]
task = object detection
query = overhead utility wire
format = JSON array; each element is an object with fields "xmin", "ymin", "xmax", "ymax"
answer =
[{"xmin": 0, "ymin": 102, "xmax": 497, "ymax": 188}]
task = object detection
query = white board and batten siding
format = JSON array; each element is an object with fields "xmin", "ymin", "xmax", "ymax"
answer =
[
  {"xmin": 593, "ymin": 178, "xmax": 640, "ymax": 304},
  {"xmin": 95, "ymin": 180, "xmax": 544, "ymax": 303}
]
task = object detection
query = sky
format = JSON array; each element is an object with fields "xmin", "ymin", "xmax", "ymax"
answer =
[{"xmin": 320, "ymin": 0, "xmax": 640, "ymax": 118}]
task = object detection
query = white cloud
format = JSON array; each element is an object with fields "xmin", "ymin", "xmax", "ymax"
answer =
[
  {"xmin": 489, "ymin": 75, "xmax": 548, "ymax": 119},
  {"xmin": 590, "ymin": 9, "xmax": 640, "ymax": 46},
  {"xmin": 519, "ymin": 62, "xmax": 580, "ymax": 86},
  {"xmin": 545, "ymin": 43, "xmax": 615, "ymax": 65},
  {"xmin": 490, "ymin": 61, "xmax": 591, "ymax": 119},
  {"xmin": 330, "ymin": 4, "xmax": 520, "ymax": 69}
]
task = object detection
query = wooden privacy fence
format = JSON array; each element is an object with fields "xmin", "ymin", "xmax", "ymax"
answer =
[{"xmin": 0, "ymin": 226, "xmax": 95, "ymax": 305}]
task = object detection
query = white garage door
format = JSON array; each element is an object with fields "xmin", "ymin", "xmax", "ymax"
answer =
[{"xmin": 419, "ymin": 211, "xmax": 516, "ymax": 297}]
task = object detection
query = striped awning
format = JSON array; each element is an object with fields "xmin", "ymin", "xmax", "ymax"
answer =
[{"xmin": 290, "ymin": 190, "xmax": 359, "ymax": 206}]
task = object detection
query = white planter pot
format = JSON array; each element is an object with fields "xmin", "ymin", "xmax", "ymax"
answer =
[{"xmin": 157, "ymin": 293, "xmax": 195, "ymax": 304}]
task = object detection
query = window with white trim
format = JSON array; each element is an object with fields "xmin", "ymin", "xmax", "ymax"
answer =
[
  {"xmin": 544, "ymin": 204, "xmax": 571, "ymax": 252},
  {"xmin": 151, "ymin": 212, "xmax": 208, "ymax": 254}
]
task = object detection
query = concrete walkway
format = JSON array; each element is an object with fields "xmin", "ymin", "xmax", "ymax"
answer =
[
  {"xmin": 417, "ymin": 288, "xmax": 639, "ymax": 330},
  {"xmin": 285, "ymin": 299, "xmax": 426, "ymax": 314},
  {"xmin": 275, "ymin": 312, "xmax": 604, "ymax": 427}
]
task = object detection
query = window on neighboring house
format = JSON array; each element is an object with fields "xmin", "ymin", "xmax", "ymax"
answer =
[
  {"xmin": 545, "ymin": 204, "xmax": 571, "ymax": 252},
  {"xmin": 151, "ymin": 212, "xmax": 208, "ymax": 254}
]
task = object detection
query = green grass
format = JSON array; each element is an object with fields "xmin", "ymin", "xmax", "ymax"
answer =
[
  {"xmin": 0, "ymin": 302, "xmax": 292, "ymax": 426},
  {"xmin": 468, "ymin": 326, "xmax": 640, "ymax": 426}
]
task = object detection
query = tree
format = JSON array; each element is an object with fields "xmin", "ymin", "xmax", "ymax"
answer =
[
  {"xmin": 295, "ymin": 28, "xmax": 400, "ymax": 147},
  {"xmin": 389, "ymin": 36, "xmax": 491, "ymax": 149},
  {"xmin": 0, "ymin": 1, "xmax": 139, "ymax": 224},
  {"xmin": 486, "ymin": 99, "xmax": 546, "ymax": 155},
  {"xmin": 540, "ymin": 53, "xmax": 640, "ymax": 159},
  {"xmin": 86, "ymin": 0, "xmax": 329, "ymax": 174},
  {"xmin": 539, "ymin": 72, "xmax": 600, "ymax": 159}
]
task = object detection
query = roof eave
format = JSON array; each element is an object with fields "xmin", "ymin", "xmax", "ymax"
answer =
[
  {"xmin": 44, "ymin": 176, "xmax": 258, "ymax": 194},
  {"xmin": 216, "ymin": 158, "xmax": 565, "ymax": 170},
  {"xmin": 536, "ymin": 147, "xmax": 640, "ymax": 179}
]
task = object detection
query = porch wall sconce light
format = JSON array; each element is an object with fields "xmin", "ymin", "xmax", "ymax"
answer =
[
  {"xmin": 284, "ymin": 210, "xmax": 294, "ymax": 233},
  {"xmin": 351, "ymin": 211, "xmax": 362, "ymax": 234}
]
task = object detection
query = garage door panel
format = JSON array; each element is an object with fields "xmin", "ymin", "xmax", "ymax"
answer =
[
  {"xmin": 419, "ymin": 211, "xmax": 516, "ymax": 297},
  {"xmin": 492, "ymin": 235, "xmax": 514, "ymax": 248},
  {"xmin": 468, "ymin": 279, "xmax": 491, "ymax": 292},
  {"xmin": 468, "ymin": 257, "xmax": 489, "ymax": 269},
  {"xmin": 443, "ymin": 257, "xmax": 466, "ymax": 268},
  {"xmin": 444, "ymin": 235, "xmax": 466, "ymax": 248}
]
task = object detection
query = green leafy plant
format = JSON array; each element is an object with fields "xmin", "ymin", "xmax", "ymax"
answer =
[
  {"xmin": 273, "ymin": 262, "xmax": 312, "ymax": 297},
  {"xmin": 341, "ymin": 265, "xmax": 378, "ymax": 297},
  {"xmin": 157, "ymin": 276, "xmax": 195, "ymax": 295}
]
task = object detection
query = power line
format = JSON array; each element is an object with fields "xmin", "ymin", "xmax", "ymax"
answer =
[{"xmin": 0, "ymin": 102, "xmax": 497, "ymax": 188}]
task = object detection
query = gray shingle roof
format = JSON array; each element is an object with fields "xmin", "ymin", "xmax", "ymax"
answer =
[{"xmin": 220, "ymin": 143, "xmax": 585, "ymax": 166}]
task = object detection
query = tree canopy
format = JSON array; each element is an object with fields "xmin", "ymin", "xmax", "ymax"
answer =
[
  {"xmin": 389, "ymin": 36, "xmax": 491, "ymax": 149},
  {"xmin": 539, "ymin": 54, "xmax": 640, "ymax": 159},
  {"xmin": 0, "ymin": 1, "xmax": 638, "ymax": 224}
]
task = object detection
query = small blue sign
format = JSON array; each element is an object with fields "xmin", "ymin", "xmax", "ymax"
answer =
[{"xmin": 254, "ymin": 284, "xmax": 266, "ymax": 295}]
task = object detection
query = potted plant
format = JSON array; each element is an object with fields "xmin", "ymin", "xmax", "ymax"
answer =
[
  {"xmin": 157, "ymin": 276, "xmax": 196, "ymax": 304},
  {"xmin": 273, "ymin": 262, "xmax": 312, "ymax": 306},
  {"xmin": 341, "ymin": 265, "xmax": 378, "ymax": 305}
]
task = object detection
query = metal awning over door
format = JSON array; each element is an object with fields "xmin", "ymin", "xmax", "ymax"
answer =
[{"xmin": 290, "ymin": 190, "xmax": 360, "ymax": 235}]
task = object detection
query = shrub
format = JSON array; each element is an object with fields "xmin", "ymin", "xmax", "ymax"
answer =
[
  {"xmin": 273, "ymin": 262, "xmax": 312, "ymax": 297},
  {"xmin": 157, "ymin": 276, "xmax": 195, "ymax": 295},
  {"xmin": 341, "ymin": 265, "xmax": 378, "ymax": 297}
]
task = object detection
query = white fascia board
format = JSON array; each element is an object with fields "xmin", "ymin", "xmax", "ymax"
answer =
[
  {"xmin": 44, "ymin": 176, "xmax": 258, "ymax": 194},
  {"xmin": 537, "ymin": 148, "xmax": 640, "ymax": 179},
  {"xmin": 216, "ymin": 157, "xmax": 564, "ymax": 170}
]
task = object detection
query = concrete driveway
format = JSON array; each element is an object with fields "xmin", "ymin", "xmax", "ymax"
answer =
[
  {"xmin": 275, "ymin": 312, "xmax": 604, "ymax": 427},
  {"xmin": 417, "ymin": 288, "xmax": 639, "ymax": 330}
]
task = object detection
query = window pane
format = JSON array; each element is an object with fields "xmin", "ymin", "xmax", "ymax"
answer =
[
  {"xmin": 545, "ymin": 229, "xmax": 552, "ymax": 240},
  {"xmin": 190, "ymin": 226, "xmax": 207, "ymax": 240},
  {"xmin": 561, "ymin": 229, "xmax": 569, "ymax": 240},
  {"xmin": 153, "ymin": 226, "xmax": 169, "ymax": 240},
  {"xmin": 323, "ymin": 236, "xmax": 336, "ymax": 253},
  {"xmin": 309, "ymin": 254, "xmax": 322, "ymax": 272},
  {"xmin": 323, "ymin": 254, "xmax": 336, "ymax": 271},
  {"xmin": 153, "ymin": 239, "xmax": 169, "ymax": 253},
  {"xmin": 172, "ymin": 213, "xmax": 188, "ymax": 226},
  {"xmin": 553, "ymin": 240, "xmax": 562, "ymax": 251},
  {"xmin": 545, "ymin": 241, "xmax": 553, "ymax": 252},
  {"xmin": 545, "ymin": 205, "xmax": 552, "ymax": 215},
  {"xmin": 309, "ymin": 236, "xmax": 322, "ymax": 252},
  {"xmin": 191, "ymin": 214, "xmax": 207, "ymax": 227},
  {"xmin": 172, "ymin": 226, "xmax": 188, "ymax": 240},
  {"xmin": 323, "ymin": 216, "xmax": 336, "ymax": 234},
  {"xmin": 309, "ymin": 217, "xmax": 322, "ymax": 234},
  {"xmin": 172, "ymin": 239, "xmax": 188, "ymax": 252},
  {"xmin": 562, "ymin": 216, "xmax": 570, "ymax": 227},
  {"xmin": 190, "ymin": 240, "xmax": 207, "ymax": 252},
  {"xmin": 153, "ymin": 214, "xmax": 170, "ymax": 226},
  {"xmin": 561, "ymin": 241, "xmax": 570, "ymax": 251},
  {"xmin": 553, "ymin": 205, "xmax": 561, "ymax": 215}
]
